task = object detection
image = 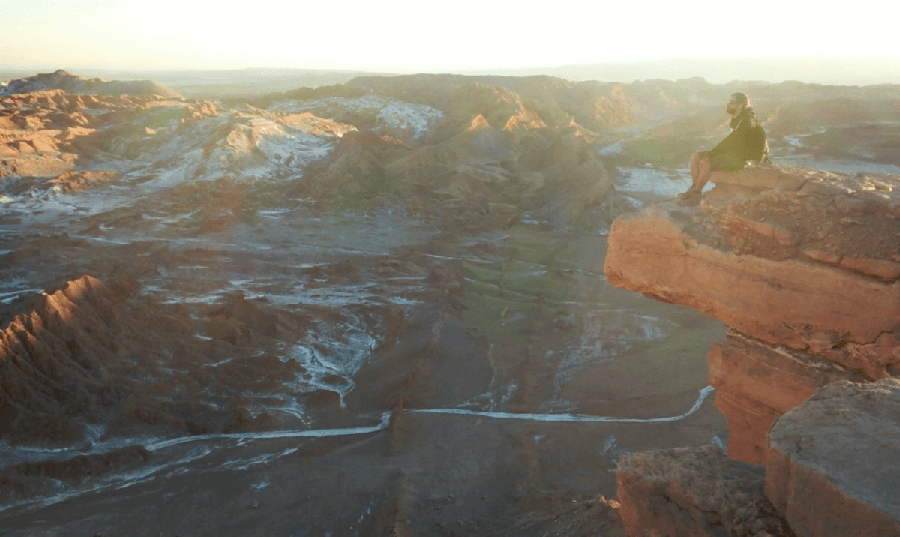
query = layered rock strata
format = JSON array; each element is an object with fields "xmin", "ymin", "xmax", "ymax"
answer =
[
  {"xmin": 604, "ymin": 164, "xmax": 900, "ymax": 463},
  {"xmin": 707, "ymin": 332, "xmax": 867, "ymax": 462}
]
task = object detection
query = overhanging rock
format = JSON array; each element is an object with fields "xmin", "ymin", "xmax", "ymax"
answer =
[{"xmin": 604, "ymin": 165, "xmax": 900, "ymax": 463}]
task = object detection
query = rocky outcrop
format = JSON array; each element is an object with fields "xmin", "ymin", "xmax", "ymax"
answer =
[
  {"xmin": 607, "ymin": 165, "xmax": 900, "ymax": 536},
  {"xmin": 766, "ymin": 379, "xmax": 900, "ymax": 537},
  {"xmin": 618, "ymin": 379, "xmax": 900, "ymax": 537},
  {"xmin": 0, "ymin": 273, "xmax": 307, "ymax": 445},
  {"xmin": 0, "ymin": 87, "xmax": 219, "ymax": 182},
  {"xmin": 605, "ymin": 165, "xmax": 900, "ymax": 463},
  {"xmin": 0, "ymin": 275, "xmax": 137, "ymax": 445},
  {"xmin": 345, "ymin": 74, "xmax": 643, "ymax": 133},
  {"xmin": 617, "ymin": 445, "xmax": 792, "ymax": 536}
]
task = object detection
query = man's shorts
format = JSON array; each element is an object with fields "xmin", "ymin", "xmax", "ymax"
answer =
[{"xmin": 700, "ymin": 151, "xmax": 748, "ymax": 172}]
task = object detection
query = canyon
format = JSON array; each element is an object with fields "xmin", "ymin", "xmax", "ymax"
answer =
[{"xmin": 0, "ymin": 69, "xmax": 898, "ymax": 535}]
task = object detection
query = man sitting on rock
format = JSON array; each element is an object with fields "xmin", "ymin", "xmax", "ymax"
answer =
[{"xmin": 679, "ymin": 92, "xmax": 764, "ymax": 202}]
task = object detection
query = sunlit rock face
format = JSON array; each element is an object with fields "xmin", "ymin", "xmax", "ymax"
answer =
[
  {"xmin": 707, "ymin": 332, "xmax": 865, "ymax": 463},
  {"xmin": 604, "ymin": 165, "xmax": 900, "ymax": 463},
  {"xmin": 766, "ymin": 379, "xmax": 900, "ymax": 537}
]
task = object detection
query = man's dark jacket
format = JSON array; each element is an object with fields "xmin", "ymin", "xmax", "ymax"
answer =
[{"xmin": 709, "ymin": 107, "xmax": 760, "ymax": 161}]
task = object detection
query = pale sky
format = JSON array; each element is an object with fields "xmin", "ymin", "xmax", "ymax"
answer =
[{"xmin": 2, "ymin": 0, "xmax": 898, "ymax": 73}]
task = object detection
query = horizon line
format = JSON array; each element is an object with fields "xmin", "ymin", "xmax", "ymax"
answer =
[{"xmin": 4, "ymin": 54, "xmax": 899, "ymax": 72}]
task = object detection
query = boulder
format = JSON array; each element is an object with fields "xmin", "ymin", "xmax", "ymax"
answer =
[
  {"xmin": 766, "ymin": 379, "xmax": 900, "ymax": 537},
  {"xmin": 617, "ymin": 445, "xmax": 792, "ymax": 536}
]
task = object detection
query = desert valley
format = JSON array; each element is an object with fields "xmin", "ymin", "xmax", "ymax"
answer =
[{"xmin": 0, "ymin": 69, "xmax": 898, "ymax": 536}]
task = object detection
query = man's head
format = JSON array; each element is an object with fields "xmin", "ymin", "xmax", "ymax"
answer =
[{"xmin": 726, "ymin": 92, "xmax": 750, "ymax": 115}]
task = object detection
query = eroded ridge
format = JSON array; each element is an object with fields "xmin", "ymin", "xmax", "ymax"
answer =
[{"xmin": 0, "ymin": 275, "xmax": 138, "ymax": 445}]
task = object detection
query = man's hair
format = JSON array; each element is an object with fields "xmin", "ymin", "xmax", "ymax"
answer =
[{"xmin": 731, "ymin": 92, "xmax": 750, "ymax": 106}]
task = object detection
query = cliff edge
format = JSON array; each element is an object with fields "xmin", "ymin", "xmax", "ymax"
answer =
[
  {"xmin": 604, "ymin": 165, "xmax": 900, "ymax": 463},
  {"xmin": 604, "ymin": 165, "xmax": 900, "ymax": 536}
]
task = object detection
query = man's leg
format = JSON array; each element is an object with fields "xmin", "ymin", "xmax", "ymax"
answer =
[
  {"xmin": 690, "ymin": 152, "xmax": 703, "ymax": 183},
  {"xmin": 694, "ymin": 155, "xmax": 713, "ymax": 191},
  {"xmin": 682, "ymin": 152, "xmax": 712, "ymax": 198}
]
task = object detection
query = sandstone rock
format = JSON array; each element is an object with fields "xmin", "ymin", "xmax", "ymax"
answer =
[
  {"xmin": 817, "ymin": 332, "xmax": 900, "ymax": 383},
  {"xmin": 707, "ymin": 331, "xmax": 863, "ymax": 463},
  {"xmin": 839, "ymin": 255, "xmax": 900, "ymax": 281},
  {"xmin": 277, "ymin": 112, "xmax": 357, "ymax": 137},
  {"xmin": 604, "ymin": 202, "xmax": 900, "ymax": 359},
  {"xmin": 46, "ymin": 170, "xmax": 118, "ymax": 193},
  {"xmin": 14, "ymin": 140, "xmax": 35, "ymax": 153},
  {"xmin": 617, "ymin": 445, "xmax": 792, "ymax": 537},
  {"xmin": 503, "ymin": 106, "xmax": 546, "ymax": 131},
  {"xmin": 710, "ymin": 164, "xmax": 807, "ymax": 190},
  {"xmin": 801, "ymin": 247, "xmax": 841, "ymax": 265},
  {"xmin": 29, "ymin": 135, "xmax": 58, "ymax": 153},
  {"xmin": 720, "ymin": 214, "xmax": 797, "ymax": 246},
  {"xmin": 467, "ymin": 114, "xmax": 491, "ymax": 131},
  {"xmin": 766, "ymin": 379, "xmax": 900, "ymax": 537},
  {"xmin": 0, "ymin": 151, "xmax": 76, "ymax": 178},
  {"xmin": 605, "ymin": 166, "xmax": 900, "ymax": 465},
  {"xmin": 592, "ymin": 84, "xmax": 641, "ymax": 126}
]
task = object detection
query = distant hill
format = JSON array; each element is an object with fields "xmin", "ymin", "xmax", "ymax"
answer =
[
  {"xmin": 0, "ymin": 68, "xmax": 378, "ymax": 100},
  {"xmin": 461, "ymin": 57, "xmax": 900, "ymax": 86},
  {"xmin": 0, "ymin": 69, "xmax": 183, "ymax": 98},
  {"xmin": 5, "ymin": 57, "xmax": 898, "ymax": 102}
]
